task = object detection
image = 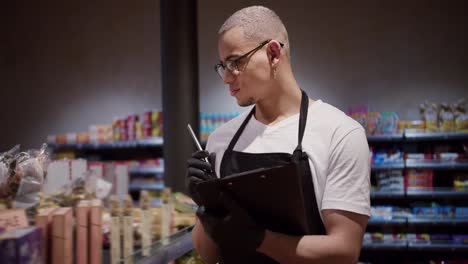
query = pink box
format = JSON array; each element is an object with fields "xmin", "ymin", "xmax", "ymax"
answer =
[
  {"xmin": 35, "ymin": 207, "xmax": 57, "ymax": 264},
  {"xmin": 89, "ymin": 199, "xmax": 102, "ymax": 264},
  {"xmin": 52, "ymin": 207, "xmax": 73, "ymax": 264},
  {"xmin": 76, "ymin": 201, "xmax": 90, "ymax": 264}
]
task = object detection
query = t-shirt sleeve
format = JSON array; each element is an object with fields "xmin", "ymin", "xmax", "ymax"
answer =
[{"xmin": 321, "ymin": 127, "xmax": 371, "ymax": 216}]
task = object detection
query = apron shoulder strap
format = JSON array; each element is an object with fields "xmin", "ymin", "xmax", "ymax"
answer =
[
  {"xmin": 226, "ymin": 107, "xmax": 256, "ymax": 152},
  {"xmin": 293, "ymin": 90, "xmax": 309, "ymax": 159}
]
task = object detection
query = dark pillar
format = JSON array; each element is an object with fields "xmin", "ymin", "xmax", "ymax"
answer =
[{"xmin": 161, "ymin": 0, "xmax": 199, "ymax": 193}]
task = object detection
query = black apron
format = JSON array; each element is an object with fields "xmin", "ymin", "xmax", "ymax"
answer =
[{"xmin": 218, "ymin": 90, "xmax": 326, "ymax": 264}]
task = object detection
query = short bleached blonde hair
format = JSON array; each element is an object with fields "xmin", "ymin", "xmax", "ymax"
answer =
[{"xmin": 219, "ymin": 6, "xmax": 290, "ymax": 56}]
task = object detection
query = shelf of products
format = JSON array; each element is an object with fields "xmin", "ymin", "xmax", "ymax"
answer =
[
  {"xmin": 406, "ymin": 188, "xmax": 468, "ymax": 199},
  {"xmin": 405, "ymin": 159, "xmax": 468, "ymax": 170},
  {"xmin": 407, "ymin": 242, "xmax": 468, "ymax": 252},
  {"xmin": 129, "ymin": 226, "xmax": 194, "ymax": 264},
  {"xmin": 49, "ymin": 137, "xmax": 164, "ymax": 150},
  {"xmin": 407, "ymin": 218, "xmax": 468, "ymax": 226},
  {"xmin": 361, "ymin": 241, "xmax": 407, "ymax": 251},
  {"xmin": 129, "ymin": 182, "xmax": 165, "ymax": 192},
  {"xmin": 368, "ymin": 218, "xmax": 407, "ymax": 227},
  {"xmin": 405, "ymin": 132, "xmax": 468, "ymax": 141},
  {"xmin": 370, "ymin": 190, "xmax": 405, "ymax": 199},
  {"xmin": 371, "ymin": 162, "xmax": 405, "ymax": 171},
  {"xmin": 367, "ymin": 134, "xmax": 404, "ymax": 143},
  {"xmin": 128, "ymin": 167, "xmax": 165, "ymax": 175},
  {"xmin": 371, "ymin": 188, "xmax": 468, "ymax": 200},
  {"xmin": 362, "ymin": 242, "xmax": 468, "ymax": 252},
  {"xmin": 360, "ymin": 98, "xmax": 468, "ymax": 263}
]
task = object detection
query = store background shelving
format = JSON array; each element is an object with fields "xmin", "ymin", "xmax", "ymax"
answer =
[
  {"xmin": 49, "ymin": 130, "xmax": 468, "ymax": 263},
  {"xmin": 363, "ymin": 130, "xmax": 468, "ymax": 262}
]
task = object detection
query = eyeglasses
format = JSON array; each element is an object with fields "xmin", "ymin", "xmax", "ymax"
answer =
[{"xmin": 214, "ymin": 39, "xmax": 284, "ymax": 79}]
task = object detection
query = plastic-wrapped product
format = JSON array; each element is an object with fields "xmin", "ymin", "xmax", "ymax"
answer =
[
  {"xmin": 439, "ymin": 103, "xmax": 455, "ymax": 132},
  {"xmin": 454, "ymin": 99, "xmax": 468, "ymax": 132},
  {"xmin": 420, "ymin": 101, "xmax": 439, "ymax": 132}
]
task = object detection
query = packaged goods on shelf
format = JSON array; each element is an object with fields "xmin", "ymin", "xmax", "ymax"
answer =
[
  {"xmin": 348, "ymin": 105, "xmax": 400, "ymax": 135},
  {"xmin": 454, "ymin": 175, "xmax": 468, "ymax": 191},
  {"xmin": 376, "ymin": 170, "xmax": 404, "ymax": 192},
  {"xmin": 371, "ymin": 147, "xmax": 403, "ymax": 165},
  {"xmin": 200, "ymin": 112, "xmax": 240, "ymax": 141},
  {"xmin": 0, "ymin": 144, "xmax": 48, "ymax": 209},
  {"xmin": 89, "ymin": 124, "xmax": 113, "ymax": 144},
  {"xmin": 398, "ymin": 120, "xmax": 426, "ymax": 133},
  {"xmin": 371, "ymin": 206, "xmax": 413, "ymax": 221},
  {"xmin": 0, "ymin": 226, "xmax": 42, "ymax": 263},
  {"xmin": 364, "ymin": 232, "xmax": 406, "ymax": 243},
  {"xmin": 405, "ymin": 169, "xmax": 433, "ymax": 192},
  {"xmin": 454, "ymin": 99, "xmax": 468, "ymax": 132},
  {"xmin": 419, "ymin": 99, "xmax": 467, "ymax": 133},
  {"xmin": 420, "ymin": 101, "xmax": 439, "ymax": 132}
]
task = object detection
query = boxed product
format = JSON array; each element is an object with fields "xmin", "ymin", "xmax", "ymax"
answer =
[
  {"xmin": 453, "ymin": 235, "xmax": 468, "ymax": 244},
  {"xmin": 0, "ymin": 226, "xmax": 42, "ymax": 263},
  {"xmin": 455, "ymin": 207, "xmax": 468, "ymax": 218},
  {"xmin": 405, "ymin": 169, "xmax": 433, "ymax": 192},
  {"xmin": 376, "ymin": 170, "xmax": 404, "ymax": 192},
  {"xmin": 89, "ymin": 124, "xmax": 112, "ymax": 143},
  {"xmin": 407, "ymin": 233, "xmax": 430, "ymax": 243},
  {"xmin": 52, "ymin": 207, "xmax": 73, "ymax": 264},
  {"xmin": 379, "ymin": 112, "xmax": 399, "ymax": 134},
  {"xmin": 35, "ymin": 207, "xmax": 57, "ymax": 264}
]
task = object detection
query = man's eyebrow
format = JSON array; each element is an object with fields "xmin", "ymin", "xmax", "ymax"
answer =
[{"xmin": 222, "ymin": 53, "xmax": 241, "ymax": 63}]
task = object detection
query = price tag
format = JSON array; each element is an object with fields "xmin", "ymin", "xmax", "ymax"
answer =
[{"xmin": 0, "ymin": 209, "xmax": 28, "ymax": 231}]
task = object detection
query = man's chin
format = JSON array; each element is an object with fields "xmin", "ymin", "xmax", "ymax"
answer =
[{"xmin": 236, "ymin": 97, "xmax": 255, "ymax": 107}]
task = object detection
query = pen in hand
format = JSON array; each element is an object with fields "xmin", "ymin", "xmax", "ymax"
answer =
[{"xmin": 187, "ymin": 124, "xmax": 209, "ymax": 163}]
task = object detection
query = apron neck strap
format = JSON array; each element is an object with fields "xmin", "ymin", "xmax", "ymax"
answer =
[
  {"xmin": 225, "ymin": 90, "xmax": 309, "ymax": 154},
  {"xmin": 226, "ymin": 107, "xmax": 256, "ymax": 152},
  {"xmin": 294, "ymin": 90, "xmax": 309, "ymax": 153}
]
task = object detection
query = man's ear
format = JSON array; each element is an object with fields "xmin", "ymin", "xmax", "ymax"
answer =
[{"xmin": 267, "ymin": 41, "xmax": 282, "ymax": 66}]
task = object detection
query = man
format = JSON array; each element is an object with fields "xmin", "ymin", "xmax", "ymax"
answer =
[{"xmin": 187, "ymin": 6, "xmax": 370, "ymax": 264}]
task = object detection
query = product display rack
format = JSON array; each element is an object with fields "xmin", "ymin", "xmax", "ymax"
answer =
[
  {"xmin": 362, "ymin": 131, "xmax": 468, "ymax": 263},
  {"xmin": 51, "ymin": 131, "xmax": 468, "ymax": 263}
]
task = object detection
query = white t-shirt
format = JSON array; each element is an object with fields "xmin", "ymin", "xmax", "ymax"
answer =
[{"xmin": 206, "ymin": 100, "xmax": 371, "ymax": 217}]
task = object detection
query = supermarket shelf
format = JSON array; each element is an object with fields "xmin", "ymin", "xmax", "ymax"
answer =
[
  {"xmin": 406, "ymin": 188, "xmax": 468, "ymax": 199},
  {"xmin": 367, "ymin": 134, "xmax": 404, "ymax": 143},
  {"xmin": 371, "ymin": 190, "xmax": 405, "ymax": 199},
  {"xmin": 128, "ymin": 167, "xmax": 165, "ymax": 175},
  {"xmin": 408, "ymin": 242, "xmax": 468, "ymax": 252},
  {"xmin": 407, "ymin": 217, "xmax": 468, "ymax": 226},
  {"xmin": 132, "ymin": 226, "xmax": 193, "ymax": 264},
  {"xmin": 368, "ymin": 218, "xmax": 406, "ymax": 226},
  {"xmin": 49, "ymin": 137, "xmax": 164, "ymax": 150},
  {"xmin": 362, "ymin": 241, "xmax": 407, "ymax": 251},
  {"xmin": 129, "ymin": 183, "xmax": 165, "ymax": 191},
  {"xmin": 405, "ymin": 131, "xmax": 468, "ymax": 141},
  {"xmin": 371, "ymin": 162, "xmax": 405, "ymax": 171},
  {"xmin": 405, "ymin": 159, "xmax": 468, "ymax": 170}
]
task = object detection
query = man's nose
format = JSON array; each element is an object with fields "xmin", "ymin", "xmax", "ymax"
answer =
[{"xmin": 223, "ymin": 70, "xmax": 235, "ymax": 84}]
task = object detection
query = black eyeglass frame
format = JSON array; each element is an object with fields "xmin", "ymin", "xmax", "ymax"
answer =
[{"xmin": 214, "ymin": 39, "xmax": 284, "ymax": 78}]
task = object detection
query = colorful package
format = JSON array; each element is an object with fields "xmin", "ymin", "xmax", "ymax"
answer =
[{"xmin": 0, "ymin": 227, "xmax": 42, "ymax": 263}]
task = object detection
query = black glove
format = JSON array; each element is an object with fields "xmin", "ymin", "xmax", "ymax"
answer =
[
  {"xmin": 186, "ymin": 150, "xmax": 216, "ymax": 205},
  {"xmin": 196, "ymin": 192, "xmax": 266, "ymax": 253}
]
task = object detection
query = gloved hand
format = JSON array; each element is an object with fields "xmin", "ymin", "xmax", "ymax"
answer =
[
  {"xmin": 196, "ymin": 192, "xmax": 266, "ymax": 253},
  {"xmin": 186, "ymin": 150, "xmax": 216, "ymax": 205}
]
